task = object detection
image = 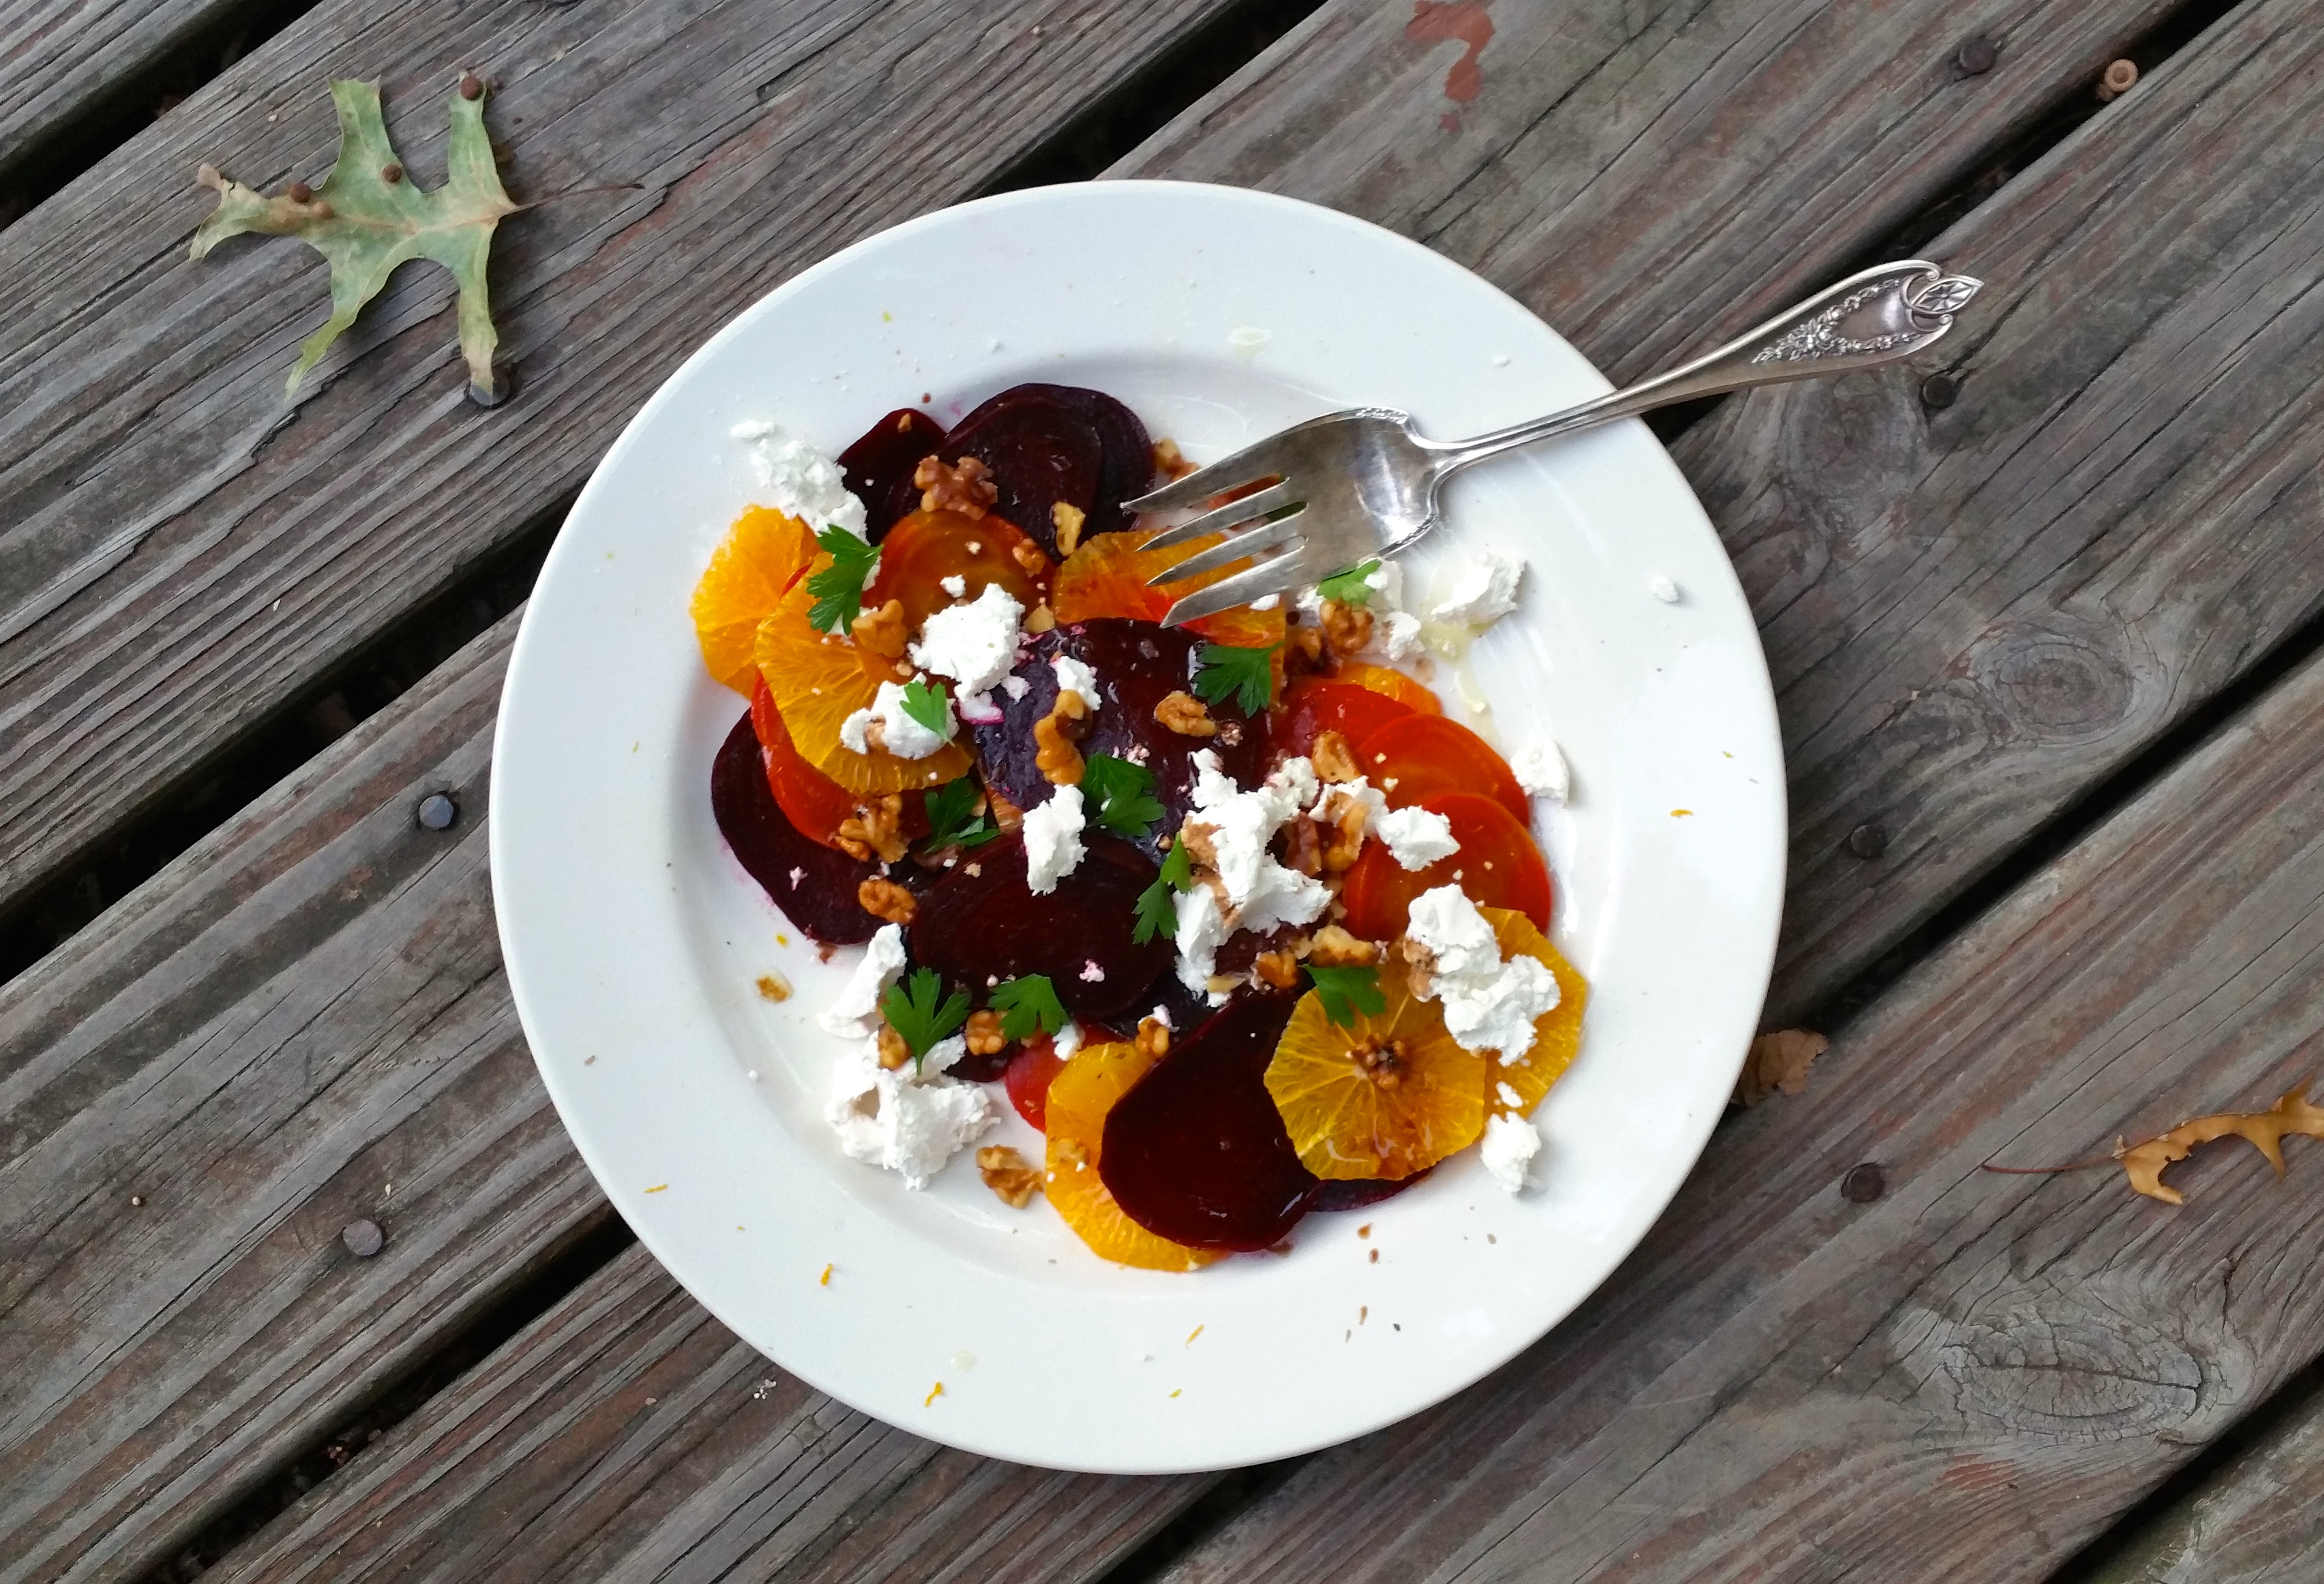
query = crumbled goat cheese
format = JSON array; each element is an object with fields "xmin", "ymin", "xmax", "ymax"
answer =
[
  {"xmin": 1431, "ymin": 546, "xmax": 1526, "ymax": 629},
  {"xmin": 824, "ymin": 1038, "xmax": 996, "ymax": 1188},
  {"xmin": 1079, "ymin": 960, "xmax": 1105, "ymax": 983},
  {"xmin": 940, "ymin": 574, "xmax": 966, "ymax": 597},
  {"xmin": 1375, "ymin": 805, "xmax": 1459, "ymax": 870},
  {"xmin": 1405, "ymin": 884, "xmax": 1561, "ymax": 1058},
  {"xmin": 1360, "ymin": 561, "xmax": 1425, "ymax": 661},
  {"xmin": 956, "ymin": 688, "xmax": 1004, "ymax": 725},
  {"xmin": 909, "ymin": 583, "xmax": 1024, "ymax": 695},
  {"xmin": 1174, "ymin": 884, "xmax": 1231, "ymax": 992},
  {"xmin": 1054, "ymin": 1019, "xmax": 1084, "ymax": 1061},
  {"xmin": 1480, "ymin": 1111, "xmax": 1542, "ymax": 1194},
  {"xmin": 736, "ymin": 425, "xmax": 867, "ymax": 538},
  {"xmin": 1508, "ymin": 741, "xmax": 1570, "ymax": 804},
  {"xmin": 1650, "ymin": 574, "xmax": 1681, "ymax": 603},
  {"xmin": 1149, "ymin": 1004, "xmax": 1172, "ymax": 1028},
  {"xmin": 818, "ymin": 924, "xmax": 907, "ymax": 1037},
  {"xmin": 1052, "ymin": 654, "xmax": 1103, "ymax": 711},
  {"xmin": 1022, "ymin": 786, "xmax": 1087, "ymax": 895},
  {"xmin": 1174, "ymin": 753, "xmax": 1330, "ymax": 988},
  {"xmin": 840, "ymin": 679, "xmax": 954, "ymax": 760},
  {"xmin": 1496, "ymin": 1081, "xmax": 1524, "ymax": 1109},
  {"xmin": 1001, "ymin": 674, "xmax": 1031, "ymax": 701},
  {"xmin": 1249, "ymin": 593, "xmax": 1281, "ymax": 611}
]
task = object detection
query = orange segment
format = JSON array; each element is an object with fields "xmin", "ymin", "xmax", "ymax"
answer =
[
  {"xmin": 1479, "ymin": 906, "xmax": 1589, "ymax": 1113},
  {"xmin": 1053, "ymin": 528, "xmax": 1287, "ymax": 651},
  {"xmin": 691, "ymin": 507, "xmax": 816, "ymax": 692},
  {"xmin": 752, "ymin": 559, "xmax": 970, "ymax": 795},
  {"xmin": 1264, "ymin": 962, "xmax": 1485, "ymax": 1180},
  {"xmin": 1046, "ymin": 1041, "xmax": 1217, "ymax": 1271},
  {"xmin": 1331, "ymin": 661, "xmax": 1442, "ymax": 717}
]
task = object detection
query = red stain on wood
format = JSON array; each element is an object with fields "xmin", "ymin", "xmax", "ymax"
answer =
[{"xmin": 1407, "ymin": 1, "xmax": 1493, "ymax": 105}]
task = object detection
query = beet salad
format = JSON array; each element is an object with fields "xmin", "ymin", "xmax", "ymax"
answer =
[{"xmin": 693, "ymin": 383, "xmax": 1585, "ymax": 1270}]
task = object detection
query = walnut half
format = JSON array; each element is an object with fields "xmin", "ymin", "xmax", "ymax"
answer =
[
  {"xmin": 1154, "ymin": 690, "xmax": 1217, "ymax": 737},
  {"xmin": 915, "ymin": 453, "xmax": 997, "ymax": 517},
  {"xmin": 1035, "ymin": 690, "xmax": 1089, "ymax": 785},
  {"xmin": 977, "ymin": 1146, "xmax": 1043, "ymax": 1208},
  {"xmin": 857, "ymin": 876, "xmax": 917, "ymax": 924}
]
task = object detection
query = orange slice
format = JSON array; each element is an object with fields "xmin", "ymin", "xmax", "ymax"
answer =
[
  {"xmin": 691, "ymin": 506, "xmax": 816, "ymax": 692},
  {"xmin": 1330, "ymin": 661, "xmax": 1442, "ymax": 717},
  {"xmin": 1478, "ymin": 906, "xmax": 1589, "ymax": 1114},
  {"xmin": 1053, "ymin": 528, "xmax": 1287, "ymax": 653},
  {"xmin": 1263, "ymin": 961, "xmax": 1485, "ymax": 1180},
  {"xmin": 752, "ymin": 559, "xmax": 970, "ymax": 795},
  {"xmin": 1045, "ymin": 1041, "xmax": 1217, "ymax": 1271}
]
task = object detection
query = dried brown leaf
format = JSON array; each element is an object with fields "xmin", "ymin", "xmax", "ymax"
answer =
[
  {"xmin": 2118, "ymin": 1082, "xmax": 2324, "ymax": 1204},
  {"xmin": 1733, "ymin": 1029, "xmax": 1829, "ymax": 1107}
]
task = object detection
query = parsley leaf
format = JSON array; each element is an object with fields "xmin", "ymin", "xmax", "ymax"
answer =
[
  {"xmin": 805, "ymin": 526, "xmax": 880, "ymax": 634},
  {"xmin": 1081, "ymin": 752, "xmax": 1165, "ymax": 837},
  {"xmin": 1307, "ymin": 963, "xmax": 1386, "ymax": 1027},
  {"xmin": 921, "ymin": 777, "xmax": 1000, "ymax": 851},
  {"xmin": 898, "ymin": 676, "xmax": 952, "ymax": 736},
  {"xmin": 989, "ymin": 974, "xmax": 1070, "ymax": 1043},
  {"xmin": 1317, "ymin": 559, "xmax": 1381, "ymax": 606},
  {"xmin": 880, "ymin": 966, "xmax": 970, "ymax": 1069},
  {"xmin": 1192, "ymin": 640, "xmax": 1280, "ymax": 717},
  {"xmin": 1133, "ymin": 839, "xmax": 1196, "ymax": 945}
]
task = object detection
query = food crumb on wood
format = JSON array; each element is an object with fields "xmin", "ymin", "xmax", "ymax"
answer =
[
  {"xmin": 1734, "ymin": 1029, "xmax": 1830, "ymax": 1107},
  {"xmin": 756, "ymin": 972, "xmax": 792, "ymax": 1002}
]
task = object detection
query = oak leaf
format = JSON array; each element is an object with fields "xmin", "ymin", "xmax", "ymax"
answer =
[
  {"xmin": 2119, "ymin": 1083, "xmax": 2324, "ymax": 1205},
  {"xmin": 192, "ymin": 76, "xmax": 516, "ymax": 398},
  {"xmin": 1733, "ymin": 1028, "xmax": 1829, "ymax": 1107}
]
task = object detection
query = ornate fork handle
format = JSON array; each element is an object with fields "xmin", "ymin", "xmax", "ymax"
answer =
[{"xmin": 1419, "ymin": 260, "xmax": 1982, "ymax": 474}]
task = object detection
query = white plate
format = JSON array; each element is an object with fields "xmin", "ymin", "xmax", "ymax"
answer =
[{"xmin": 491, "ymin": 181, "xmax": 1784, "ymax": 1473}]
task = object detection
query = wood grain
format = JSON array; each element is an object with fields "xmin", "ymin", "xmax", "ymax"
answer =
[
  {"xmin": 1144, "ymin": 554, "xmax": 2324, "ymax": 1583},
  {"xmin": 200, "ymin": 1243, "xmax": 1205, "ymax": 1584},
  {"xmin": 2081, "ymin": 1384, "xmax": 2324, "ymax": 1582},
  {"xmin": 0, "ymin": 0, "xmax": 251, "ymax": 183},
  {"xmin": 1124, "ymin": 0, "xmax": 2324, "ymax": 1021},
  {"xmin": 0, "ymin": 0, "xmax": 1250, "ymax": 921}
]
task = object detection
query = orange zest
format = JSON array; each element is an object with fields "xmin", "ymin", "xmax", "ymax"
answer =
[
  {"xmin": 691, "ymin": 506, "xmax": 816, "ymax": 692},
  {"xmin": 753, "ymin": 558, "xmax": 970, "ymax": 795},
  {"xmin": 1045, "ymin": 1041, "xmax": 1218, "ymax": 1271},
  {"xmin": 1263, "ymin": 961, "xmax": 1485, "ymax": 1180},
  {"xmin": 1053, "ymin": 528, "xmax": 1286, "ymax": 651},
  {"xmin": 1478, "ymin": 906, "xmax": 1588, "ymax": 1114}
]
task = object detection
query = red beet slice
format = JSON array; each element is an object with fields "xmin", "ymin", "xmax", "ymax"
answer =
[
  {"xmin": 839, "ymin": 407, "xmax": 947, "ymax": 541},
  {"xmin": 969, "ymin": 621, "xmax": 1272, "ymax": 863},
  {"xmin": 1311, "ymin": 1167, "xmax": 1431, "ymax": 1212},
  {"xmin": 711, "ymin": 713, "xmax": 920, "ymax": 946},
  {"xmin": 1100, "ymin": 990, "xmax": 1319, "ymax": 1251},
  {"xmin": 907, "ymin": 833, "xmax": 1171, "ymax": 1021},
  {"xmin": 1006, "ymin": 383, "xmax": 1154, "ymax": 536},
  {"xmin": 944, "ymin": 390, "xmax": 1103, "ymax": 558}
]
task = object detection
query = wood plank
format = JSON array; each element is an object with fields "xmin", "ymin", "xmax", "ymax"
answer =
[
  {"xmin": 0, "ymin": 0, "xmax": 255, "ymax": 185},
  {"xmin": 1123, "ymin": 0, "xmax": 2324, "ymax": 1021},
  {"xmin": 0, "ymin": 0, "xmax": 1252, "ymax": 919},
  {"xmin": 2081, "ymin": 1384, "xmax": 2324, "ymax": 1582},
  {"xmin": 1139, "ymin": 529, "xmax": 2324, "ymax": 1576},
  {"xmin": 199, "ymin": 1244, "xmax": 1204, "ymax": 1584}
]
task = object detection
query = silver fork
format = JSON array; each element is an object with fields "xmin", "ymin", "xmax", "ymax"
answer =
[{"xmin": 1132, "ymin": 258, "xmax": 1982, "ymax": 626}]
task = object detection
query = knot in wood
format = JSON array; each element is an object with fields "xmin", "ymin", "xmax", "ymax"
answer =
[
  {"xmin": 1969, "ymin": 620, "xmax": 2139, "ymax": 743},
  {"xmin": 1896, "ymin": 1294, "xmax": 2214, "ymax": 1442}
]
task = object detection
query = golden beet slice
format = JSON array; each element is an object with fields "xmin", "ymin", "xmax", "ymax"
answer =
[
  {"xmin": 1264, "ymin": 961, "xmax": 1485, "ymax": 1180},
  {"xmin": 691, "ymin": 506, "xmax": 816, "ymax": 693},
  {"xmin": 1478, "ymin": 906, "xmax": 1588, "ymax": 1114},
  {"xmin": 1052, "ymin": 528, "xmax": 1287, "ymax": 652},
  {"xmin": 1045, "ymin": 1041, "xmax": 1217, "ymax": 1272},
  {"xmin": 752, "ymin": 561, "xmax": 970, "ymax": 795}
]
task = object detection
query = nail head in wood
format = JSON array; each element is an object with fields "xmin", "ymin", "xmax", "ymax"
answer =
[
  {"xmin": 286, "ymin": 181, "xmax": 312, "ymax": 203},
  {"xmin": 2098, "ymin": 59, "xmax": 2138, "ymax": 102},
  {"xmin": 1954, "ymin": 36, "xmax": 1998, "ymax": 76},
  {"xmin": 130, "ymin": 1195, "xmax": 145, "ymax": 1207},
  {"xmin": 467, "ymin": 365, "xmax": 514, "ymax": 408},
  {"xmin": 382, "ymin": 162, "xmax": 404, "ymax": 183},
  {"xmin": 460, "ymin": 72, "xmax": 486, "ymax": 100},
  {"xmin": 1841, "ymin": 1163, "xmax": 1886, "ymax": 1203},
  {"xmin": 1920, "ymin": 373, "xmax": 1958, "ymax": 409},
  {"xmin": 1847, "ymin": 822, "xmax": 1888, "ymax": 859},
  {"xmin": 342, "ymin": 1219, "xmax": 385, "ymax": 1257},
  {"xmin": 417, "ymin": 792, "xmax": 458, "ymax": 831}
]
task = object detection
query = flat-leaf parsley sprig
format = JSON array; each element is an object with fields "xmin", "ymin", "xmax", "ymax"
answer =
[
  {"xmin": 921, "ymin": 778, "xmax": 1000, "ymax": 851},
  {"xmin": 1317, "ymin": 559, "xmax": 1381, "ymax": 606},
  {"xmin": 1307, "ymin": 963, "xmax": 1386, "ymax": 1027},
  {"xmin": 989, "ymin": 974, "xmax": 1070, "ymax": 1043},
  {"xmin": 806, "ymin": 526, "xmax": 880, "ymax": 633},
  {"xmin": 1133, "ymin": 839, "xmax": 1197, "ymax": 944},
  {"xmin": 1081, "ymin": 753, "xmax": 1165, "ymax": 838},
  {"xmin": 880, "ymin": 967, "xmax": 970, "ymax": 1071},
  {"xmin": 898, "ymin": 676, "xmax": 952, "ymax": 736},
  {"xmin": 1193, "ymin": 640, "xmax": 1279, "ymax": 716}
]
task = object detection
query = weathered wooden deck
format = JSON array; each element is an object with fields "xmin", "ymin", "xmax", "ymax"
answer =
[{"xmin": 5, "ymin": 1, "xmax": 2323, "ymax": 1580}]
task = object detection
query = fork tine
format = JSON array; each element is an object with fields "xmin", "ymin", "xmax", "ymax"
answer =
[
  {"xmin": 1122, "ymin": 436, "xmax": 1293, "ymax": 515},
  {"xmin": 1146, "ymin": 511, "xmax": 1302, "ymax": 586},
  {"xmin": 1137, "ymin": 481, "xmax": 1299, "ymax": 554},
  {"xmin": 1160, "ymin": 550, "xmax": 1324, "ymax": 628}
]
